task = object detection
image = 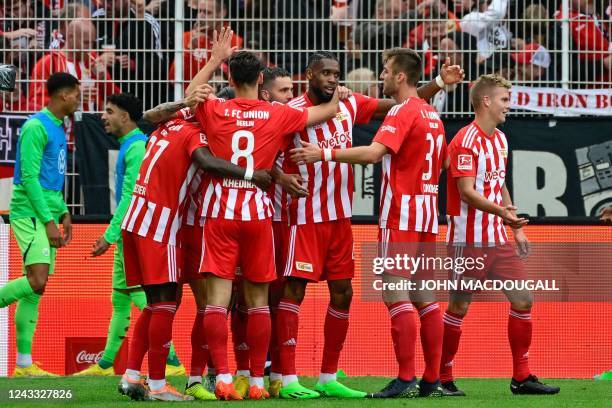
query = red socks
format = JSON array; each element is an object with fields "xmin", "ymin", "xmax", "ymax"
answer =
[
  {"xmin": 321, "ymin": 305, "xmax": 350, "ymax": 374},
  {"xmin": 508, "ymin": 308, "xmax": 532, "ymax": 381},
  {"xmin": 231, "ymin": 307, "xmax": 250, "ymax": 372},
  {"xmin": 127, "ymin": 306, "xmax": 152, "ymax": 372},
  {"xmin": 269, "ymin": 305, "xmax": 281, "ymax": 374},
  {"xmin": 417, "ymin": 303, "xmax": 443, "ymax": 383},
  {"xmin": 276, "ymin": 299, "xmax": 300, "ymax": 376},
  {"xmin": 148, "ymin": 302, "xmax": 177, "ymax": 380},
  {"xmin": 388, "ymin": 301, "xmax": 417, "ymax": 381},
  {"xmin": 440, "ymin": 311, "xmax": 464, "ymax": 383},
  {"xmin": 247, "ymin": 306, "xmax": 271, "ymax": 378},
  {"xmin": 204, "ymin": 305, "xmax": 230, "ymax": 375},
  {"xmin": 190, "ymin": 307, "xmax": 207, "ymax": 376}
]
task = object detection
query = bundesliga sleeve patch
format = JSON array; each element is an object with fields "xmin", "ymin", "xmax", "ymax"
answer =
[{"xmin": 457, "ymin": 154, "xmax": 473, "ymax": 170}]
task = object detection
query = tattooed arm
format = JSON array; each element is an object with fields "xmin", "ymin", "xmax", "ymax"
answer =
[{"xmin": 142, "ymin": 84, "xmax": 214, "ymax": 124}]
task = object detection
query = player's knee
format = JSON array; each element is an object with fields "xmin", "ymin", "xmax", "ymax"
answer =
[
  {"xmin": 510, "ymin": 299, "xmax": 533, "ymax": 311},
  {"xmin": 27, "ymin": 273, "xmax": 48, "ymax": 293},
  {"xmin": 283, "ymin": 279, "xmax": 306, "ymax": 303},
  {"xmin": 330, "ymin": 280, "xmax": 353, "ymax": 309},
  {"xmin": 447, "ymin": 301, "xmax": 470, "ymax": 317}
]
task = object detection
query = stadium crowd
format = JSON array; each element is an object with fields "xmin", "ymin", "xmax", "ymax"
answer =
[{"xmin": 2, "ymin": 0, "xmax": 611, "ymax": 112}]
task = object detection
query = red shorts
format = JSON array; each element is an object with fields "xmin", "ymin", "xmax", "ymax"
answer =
[
  {"xmin": 272, "ymin": 221, "xmax": 290, "ymax": 279},
  {"xmin": 179, "ymin": 223, "xmax": 204, "ymax": 283},
  {"xmin": 378, "ymin": 229, "xmax": 437, "ymax": 279},
  {"xmin": 200, "ymin": 217, "xmax": 276, "ymax": 283},
  {"xmin": 447, "ymin": 244, "xmax": 526, "ymax": 291},
  {"xmin": 123, "ymin": 231, "xmax": 182, "ymax": 287},
  {"xmin": 284, "ymin": 219, "xmax": 354, "ymax": 282}
]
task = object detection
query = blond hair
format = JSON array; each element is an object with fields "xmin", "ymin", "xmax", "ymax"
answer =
[
  {"xmin": 346, "ymin": 68, "xmax": 376, "ymax": 95},
  {"xmin": 470, "ymin": 74, "xmax": 512, "ymax": 110}
]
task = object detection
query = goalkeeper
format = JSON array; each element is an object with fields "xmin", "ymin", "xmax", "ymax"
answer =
[{"xmin": 74, "ymin": 93, "xmax": 184, "ymax": 376}]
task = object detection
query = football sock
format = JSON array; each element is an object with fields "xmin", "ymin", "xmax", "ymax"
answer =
[
  {"xmin": 126, "ymin": 305, "xmax": 152, "ymax": 372},
  {"xmin": 508, "ymin": 308, "xmax": 532, "ymax": 382},
  {"xmin": 148, "ymin": 302, "xmax": 177, "ymax": 381},
  {"xmin": 15, "ymin": 292, "xmax": 41, "ymax": 358},
  {"xmin": 100, "ymin": 290, "xmax": 132, "ymax": 367},
  {"xmin": 321, "ymin": 304, "xmax": 350, "ymax": 375},
  {"xmin": 387, "ymin": 301, "xmax": 416, "ymax": 381},
  {"xmin": 0, "ymin": 277, "xmax": 35, "ymax": 308},
  {"xmin": 129, "ymin": 290, "xmax": 147, "ymax": 310},
  {"xmin": 231, "ymin": 306, "xmax": 250, "ymax": 372},
  {"xmin": 247, "ymin": 306, "xmax": 271, "ymax": 378},
  {"xmin": 204, "ymin": 306, "xmax": 230, "ymax": 375},
  {"xmin": 417, "ymin": 302, "xmax": 443, "ymax": 382},
  {"xmin": 269, "ymin": 305, "xmax": 282, "ymax": 376},
  {"xmin": 440, "ymin": 311, "xmax": 464, "ymax": 383},
  {"xmin": 190, "ymin": 307, "xmax": 207, "ymax": 376},
  {"xmin": 277, "ymin": 299, "xmax": 300, "ymax": 377}
]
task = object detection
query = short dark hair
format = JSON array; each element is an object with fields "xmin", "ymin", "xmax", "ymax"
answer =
[
  {"xmin": 47, "ymin": 72, "xmax": 79, "ymax": 96},
  {"xmin": 306, "ymin": 51, "xmax": 338, "ymax": 70},
  {"xmin": 382, "ymin": 48, "xmax": 422, "ymax": 86},
  {"xmin": 262, "ymin": 67, "xmax": 291, "ymax": 88},
  {"xmin": 107, "ymin": 93, "xmax": 143, "ymax": 122},
  {"xmin": 228, "ymin": 51, "xmax": 265, "ymax": 87},
  {"xmin": 217, "ymin": 86, "xmax": 236, "ymax": 100}
]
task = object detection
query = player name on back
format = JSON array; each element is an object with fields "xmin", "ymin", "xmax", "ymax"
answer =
[{"xmin": 222, "ymin": 178, "xmax": 255, "ymax": 189}]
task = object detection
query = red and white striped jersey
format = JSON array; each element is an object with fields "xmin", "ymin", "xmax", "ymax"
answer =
[
  {"xmin": 446, "ymin": 122, "xmax": 509, "ymax": 246},
  {"xmin": 284, "ymin": 92, "xmax": 378, "ymax": 225},
  {"xmin": 121, "ymin": 119, "xmax": 208, "ymax": 245},
  {"xmin": 195, "ymin": 97, "xmax": 308, "ymax": 221},
  {"xmin": 374, "ymin": 97, "xmax": 446, "ymax": 233},
  {"xmin": 270, "ymin": 153, "xmax": 291, "ymax": 223}
]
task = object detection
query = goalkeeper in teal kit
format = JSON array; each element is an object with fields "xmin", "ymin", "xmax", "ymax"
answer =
[{"xmin": 74, "ymin": 93, "xmax": 184, "ymax": 376}]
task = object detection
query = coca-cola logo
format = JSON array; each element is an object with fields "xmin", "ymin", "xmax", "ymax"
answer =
[{"xmin": 76, "ymin": 350, "xmax": 103, "ymax": 364}]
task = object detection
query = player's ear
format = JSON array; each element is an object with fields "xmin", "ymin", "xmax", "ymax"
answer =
[
  {"xmin": 305, "ymin": 68, "xmax": 313, "ymax": 81},
  {"xmin": 260, "ymin": 89, "xmax": 270, "ymax": 102},
  {"xmin": 257, "ymin": 72, "xmax": 264, "ymax": 85}
]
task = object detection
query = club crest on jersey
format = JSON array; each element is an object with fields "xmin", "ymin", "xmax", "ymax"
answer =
[
  {"xmin": 457, "ymin": 155, "xmax": 473, "ymax": 170},
  {"xmin": 295, "ymin": 261, "xmax": 313, "ymax": 272},
  {"xmin": 499, "ymin": 149, "xmax": 508, "ymax": 158},
  {"xmin": 335, "ymin": 111, "xmax": 348, "ymax": 122}
]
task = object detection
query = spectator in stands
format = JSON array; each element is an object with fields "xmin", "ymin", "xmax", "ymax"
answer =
[
  {"xmin": 49, "ymin": 2, "xmax": 92, "ymax": 49},
  {"xmin": 511, "ymin": 43, "xmax": 551, "ymax": 85},
  {"xmin": 94, "ymin": 0, "xmax": 167, "ymax": 108},
  {"xmin": 1, "ymin": 0, "xmax": 52, "ymax": 50},
  {"xmin": 29, "ymin": 19, "xmax": 119, "ymax": 112},
  {"xmin": 408, "ymin": 4, "xmax": 455, "ymax": 76},
  {"xmin": 168, "ymin": 0, "xmax": 243, "ymax": 86},
  {"xmin": 346, "ymin": 67, "xmax": 379, "ymax": 98},
  {"xmin": 460, "ymin": 0, "xmax": 511, "ymax": 63},
  {"xmin": 555, "ymin": 0, "xmax": 611, "ymax": 86}
]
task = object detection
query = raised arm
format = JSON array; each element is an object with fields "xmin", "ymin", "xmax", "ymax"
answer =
[
  {"xmin": 416, "ymin": 58, "xmax": 464, "ymax": 101},
  {"xmin": 185, "ymin": 26, "xmax": 237, "ymax": 95},
  {"xmin": 142, "ymin": 84, "xmax": 214, "ymax": 124}
]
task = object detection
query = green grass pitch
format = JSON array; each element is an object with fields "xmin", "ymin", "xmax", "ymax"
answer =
[{"xmin": 0, "ymin": 376, "xmax": 610, "ymax": 407}]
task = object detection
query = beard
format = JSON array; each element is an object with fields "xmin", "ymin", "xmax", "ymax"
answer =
[{"xmin": 311, "ymin": 85, "xmax": 334, "ymax": 103}]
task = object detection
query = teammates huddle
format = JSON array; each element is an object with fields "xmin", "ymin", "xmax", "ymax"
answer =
[{"xmin": 3, "ymin": 26, "xmax": 560, "ymax": 401}]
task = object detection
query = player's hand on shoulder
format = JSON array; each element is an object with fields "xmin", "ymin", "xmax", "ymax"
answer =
[
  {"xmin": 280, "ymin": 173, "xmax": 308, "ymax": 198},
  {"xmin": 513, "ymin": 228, "xmax": 531, "ymax": 258},
  {"xmin": 91, "ymin": 236, "xmax": 111, "ymax": 257},
  {"xmin": 440, "ymin": 57, "xmax": 464, "ymax": 86},
  {"xmin": 186, "ymin": 84, "xmax": 215, "ymax": 107},
  {"xmin": 337, "ymin": 86, "xmax": 353, "ymax": 100},
  {"xmin": 252, "ymin": 169, "xmax": 272, "ymax": 190},
  {"xmin": 290, "ymin": 140, "xmax": 323, "ymax": 165}
]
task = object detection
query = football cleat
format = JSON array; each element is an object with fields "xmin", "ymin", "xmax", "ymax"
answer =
[
  {"xmin": 215, "ymin": 381, "xmax": 243, "ymax": 400},
  {"xmin": 234, "ymin": 375, "xmax": 250, "ymax": 398},
  {"xmin": 73, "ymin": 364, "xmax": 114, "ymax": 376},
  {"xmin": 510, "ymin": 375, "xmax": 560, "ymax": 395},
  {"xmin": 118, "ymin": 374, "xmax": 149, "ymax": 400},
  {"xmin": 268, "ymin": 379, "xmax": 283, "ymax": 398},
  {"xmin": 418, "ymin": 379, "xmax": 444, "ymax": 397},
  {"xmin": 280, "ymin": 381, "xmax": 320, "ymax": 399},
  {"xmin": 148, "ymin": 383, "xmax": 193, "ymax": 401},
  {"xmin": 369, "ymin": 377, "xmax": 419, "ymax": 398},
  {"xmin": 185, "ymin": 382, "xmax": 217, "ymax": 400},
  {"xmin": 314, "ymin": 380, "xmax": 366, "ymax": 398},
  {"xmin": 441, "ymin": 380, "xmax": 466, "ymax": 396},
  {"xmin": 13, "ymin": 363, "xmax": 58, "ymax": 378},
  {"xmin": 248, "ymin": 385, "xmax": 270, "ymax": 400}
]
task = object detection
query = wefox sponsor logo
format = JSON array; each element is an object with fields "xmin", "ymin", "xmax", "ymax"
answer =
[
  {"xmin": 318, "ymin": 130, "xmax": 351, "ymax": 148},
  {"xmin": 484, "ymin": 169, "xmax": 506, "ymax": 182}
]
